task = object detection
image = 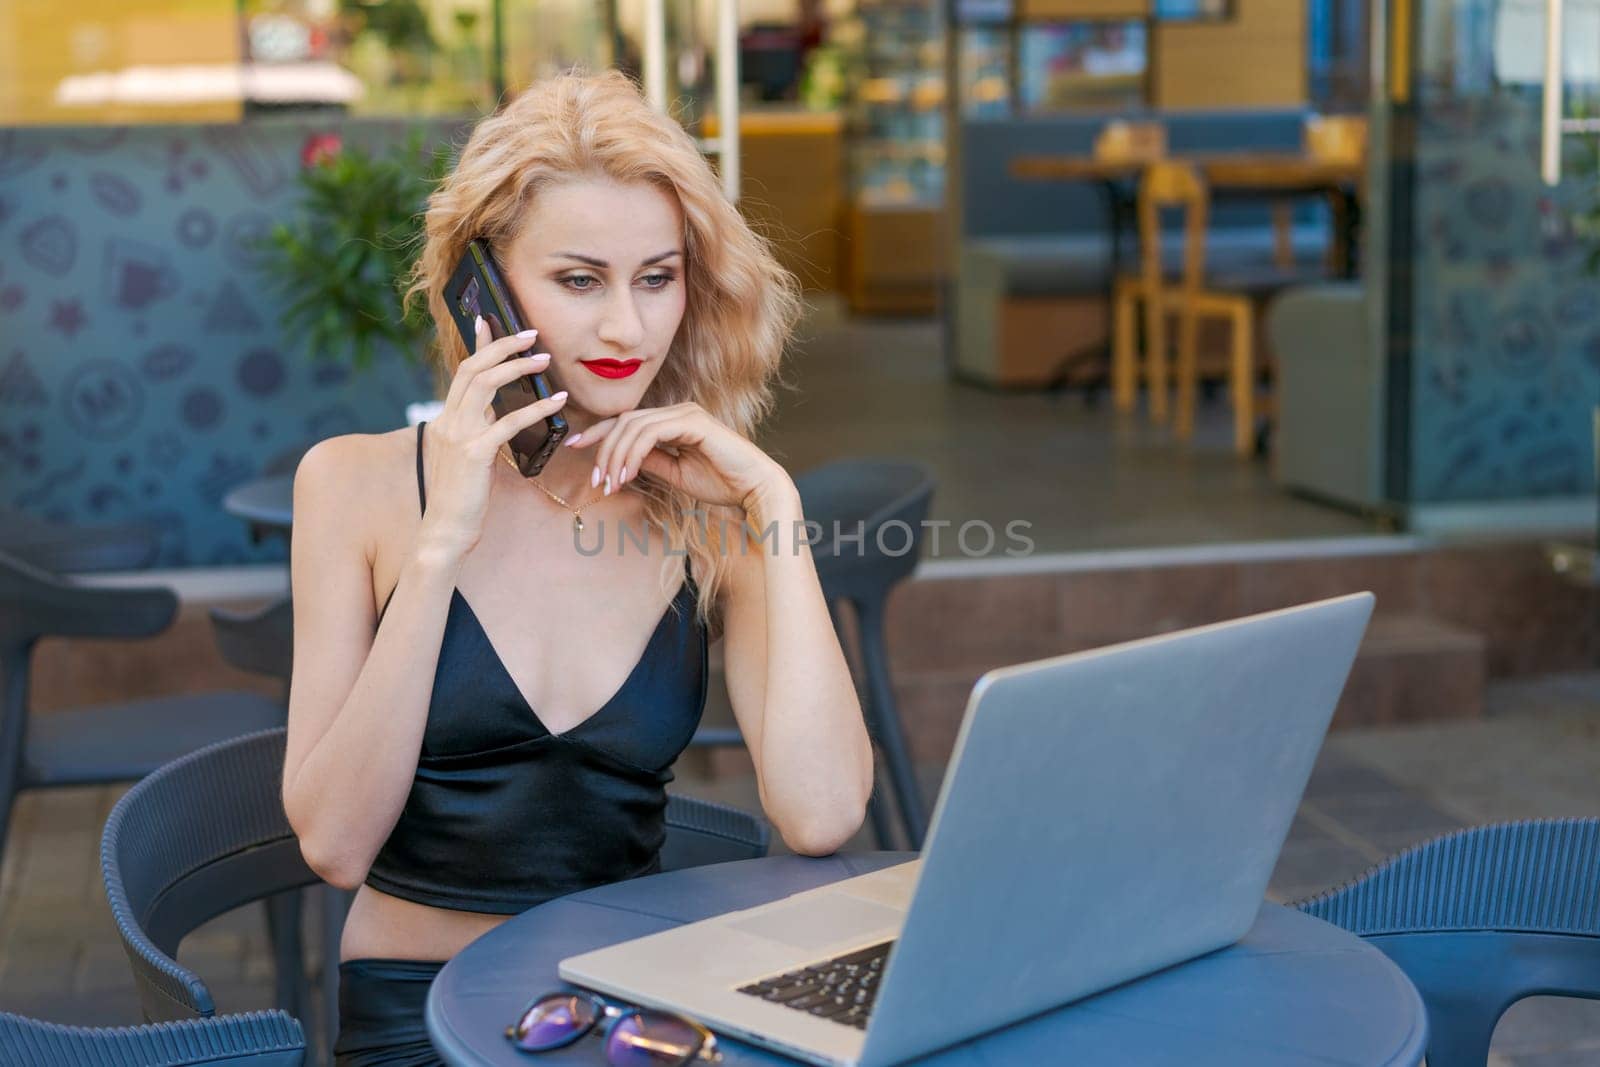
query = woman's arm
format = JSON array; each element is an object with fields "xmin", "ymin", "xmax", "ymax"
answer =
[
  {"xmin": 281, "ymin": 435, "xmax": 465, "ymax": 889},
  {"xmin": 719, "ymin": 476, "xmax": 875, "ymax": 855},
  {"xmin": 283, "ymin": 320, "xmax": 565, "ymax": 888},
  {"xmin": 574, "ymin": 402, "xmax": 875, "ymax": 855}
]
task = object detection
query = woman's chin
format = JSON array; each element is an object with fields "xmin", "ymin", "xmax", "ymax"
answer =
[
  {"xmin": 575, "ymin": 383, "xmax": 655, "ymax": 416},
  {"xmin": 565, "ymin": 393, "xmax": 639, "ymax": 425}
]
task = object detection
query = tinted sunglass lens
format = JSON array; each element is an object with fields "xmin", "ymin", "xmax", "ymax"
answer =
[
  {"xmin": 512, "ymin": 994, "xmax": 597, "ymax": 1051},
  {"xmin": 603, "ymin": 1011, "xmax": 703, "ymax": 1065}
]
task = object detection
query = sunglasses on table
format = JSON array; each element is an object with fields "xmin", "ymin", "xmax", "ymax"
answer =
[{"xmin": 507, "ymin": 991, "xmax": 723, "ymax": 1065}]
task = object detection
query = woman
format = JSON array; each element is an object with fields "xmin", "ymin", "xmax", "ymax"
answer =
[{"xmin": 282, "ymin": 68, "xmax": 874, "ymax": 1065}]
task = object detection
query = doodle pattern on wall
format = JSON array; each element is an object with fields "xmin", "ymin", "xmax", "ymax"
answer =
[
  {"xmin": 1410, "ymin": 91, "xmax": 1599, "ymax": 502},
  {"xmin": 0, "ymin": 122, "xmax": 445, "ymax": 566}
]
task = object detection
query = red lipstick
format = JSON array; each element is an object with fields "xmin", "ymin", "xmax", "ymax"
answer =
[{"xmin": 581, "ymin": 359, "xmax": 641, "ymax": 379}]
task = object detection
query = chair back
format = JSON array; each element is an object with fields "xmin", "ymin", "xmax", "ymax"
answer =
[
  {"xmin": 1297, "ymin": 818, "xmax": 1600, "ymax": 1067},
  {"xmin": 0, "ymin": 510, "xmax": 162, "ymax": 574},
  {"xmin": 209, "ymin": 597, "xmax": 294, "ymax": 682},
  {"xmin": 100, "ymin": 728, "xmax": 319, "ymax": 1022},
  {"xmin": 660, "ymin": 794, "xmax": 769, "ymax": 871},
  {"xmin": 0, "ymin": 551, "xmax": 178, "ymax": 813},
  {"xmin": 100, "ymin": 728, "xmax": 766, "ymax": 1021},
  {"xmin": 0, "ymin": 549, "xmax": 177, "ymax": 655},
  {"xmin": 794, "ymin": 459, "xmax": 937, "ymax": 602},
  {"xmin": 0, "ymin": 1009, "xmax": 303, "ymax": 1067},
  {"xmin": 1137, "ymin": 160, "xmax": 1210, "ymax": 305},
  {"xmin": 1094, "ymin": 120, "xmax": 1167, "ymax": 163}
]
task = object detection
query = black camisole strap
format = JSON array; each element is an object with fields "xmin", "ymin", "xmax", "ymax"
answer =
[
  {"xmin": 378, "ymin": 423, "xmax": 428, "ymax": 623},
  {"xmin": 414, "ymin": 421, "xmax": 428, "ymax": 515}
]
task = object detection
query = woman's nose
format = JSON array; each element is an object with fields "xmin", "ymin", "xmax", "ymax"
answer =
[{"xmin": 596, "ymin": 291, "xmax": 645, "ymax": 351}]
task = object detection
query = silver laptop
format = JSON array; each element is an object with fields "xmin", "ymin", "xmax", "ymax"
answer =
[{"xmin": 560, "ymin": 593, "xmax": 1374, "ymax": 1066}]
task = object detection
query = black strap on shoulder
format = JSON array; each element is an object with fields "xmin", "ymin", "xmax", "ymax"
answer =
[{"xmin": 415, "ymin": 421, "xmax": 428, "ymax": 515}]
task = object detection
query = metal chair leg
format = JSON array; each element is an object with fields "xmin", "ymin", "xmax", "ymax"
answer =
[
  {"xmin": 827, "ymin": 599, "xmax": 903, "ymax": 851},
  {"xmin": 320, "ymin": 884, "xmax": 352, "ymax": 1064},
  {"xmin": 854, "ymin": 595, "xmax": 927, "ymax": 850},
  {"xmin": 264, "ymin": 891, "xmax": 304, "ymax": 1021},
  {"xmin": 865, "ymin": 768, "xmax": 899, "ymax": 851}
]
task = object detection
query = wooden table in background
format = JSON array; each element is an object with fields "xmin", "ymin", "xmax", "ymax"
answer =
[
  {"xmin": 1007, "ymin": 153, "xmax": 1364, "ymax": 392},
  {"xmin": 1011, "ymin": 152, "xmax": 1364, "ymax": 277}
]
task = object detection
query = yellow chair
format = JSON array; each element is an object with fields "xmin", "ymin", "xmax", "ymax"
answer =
[{"xmin": 1112, "ymin": 161, "xmax": 1257, "ymax": 456}]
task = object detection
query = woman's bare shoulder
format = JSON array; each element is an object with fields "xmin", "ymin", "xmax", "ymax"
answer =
[{"xmin": 293, "ymin": 428, "xmax": 418, "ymax": 541}]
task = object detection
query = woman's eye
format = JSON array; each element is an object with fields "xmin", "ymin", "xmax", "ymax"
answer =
[{"xmin": 561, "ymin": 273, "xmax": 674, "ymax": 291}]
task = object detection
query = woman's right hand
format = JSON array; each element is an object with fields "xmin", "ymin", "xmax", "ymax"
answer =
[{"xmin": 416, "ymin": 316, "xmax": 568, "ymax": 560}]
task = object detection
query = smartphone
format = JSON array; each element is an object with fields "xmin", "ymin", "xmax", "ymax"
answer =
[{"xmin": 442, "ymin": 239, "xmax": 568, "ymax": 477}]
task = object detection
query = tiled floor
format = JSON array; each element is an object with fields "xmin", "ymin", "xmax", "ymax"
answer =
[{"xmin": 3, "ymin": 673, "xmax": 1599, "ymax": 1063}]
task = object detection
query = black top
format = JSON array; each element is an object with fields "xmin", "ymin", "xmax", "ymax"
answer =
[{"xmin": 363, "ymin": 422, "xmax": 709, "ymax": 914}]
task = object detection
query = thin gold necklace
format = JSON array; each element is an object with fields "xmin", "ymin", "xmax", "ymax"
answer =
[{"xmin": 500, "ymin": 449, "xmax": 609, "ymax": 531}]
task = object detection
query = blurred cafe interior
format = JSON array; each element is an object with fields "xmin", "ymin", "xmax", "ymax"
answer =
[
  {"xmin": 2, "ymin": 0, "xmax": 1600, "ymax": 1063},
  {"xmin": 4, "ymin": 0, "xmax": 1594, "ymax": 561}
]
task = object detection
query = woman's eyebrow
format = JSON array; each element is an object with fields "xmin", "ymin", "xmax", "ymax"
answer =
[{"xmin": 551, "ymin": 250, "xmax": 682, "ymax": 268}]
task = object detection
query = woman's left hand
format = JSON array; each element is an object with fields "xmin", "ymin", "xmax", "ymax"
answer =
[{"xmin": 565, "ymin": 402, "xmax": 785, "ymax": 510}]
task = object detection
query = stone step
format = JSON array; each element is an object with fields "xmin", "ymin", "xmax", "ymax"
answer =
[
  {"xmin": 1334, "ymin": 614, "xmax": 1485, "ymax": 729},
  {"xmin": 687, "ymin": 613, "xmax": 1486, "ymax": 779}
]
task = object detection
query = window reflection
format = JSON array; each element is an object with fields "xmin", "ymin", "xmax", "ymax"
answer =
[
  {"xmin": 241, "ymin": 0, "xmax": 493, "ymax": 116},
  {"xmin": 1017, "ymin": 21, "xmax": 1146, "ymax": 115}
]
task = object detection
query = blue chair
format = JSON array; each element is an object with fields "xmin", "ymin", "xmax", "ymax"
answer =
[
  {"xmin": 1296, "ymin": 818, "xmax": 1600, "ymax": 1067},
  {"xmin": 99, "ymin": 728, "xmax": 319, "ymax": 1026},
  {"xmin": 691, "ymin": 459, "xmax": 937, "ymax": 851},
  {"xmin": 661, "ymin": 791, "xmax": 771, "ymax": 869},
  {"xmin": 797, "ymin": 459, "xmax": 937, "ymax": 851},
  {"xmin": 0, "ymin": 549, "xmax": 294, "ymax": 1026},
  {"xmin": 0, "ymin": 1009, "xmax": 303, "ymax": 1066},
  {"xmin": 102, "ymin": 727, "xmax": 766, "ymax": 1062},
  {"xmin": 0, "ymin": 549, "xmax": 286, "ymax": 868},
  {"xmin": 0, "ymin": 508, "xmax": 164, "ymax": 574}
]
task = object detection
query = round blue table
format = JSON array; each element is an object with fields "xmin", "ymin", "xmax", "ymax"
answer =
[
  {"xmin": 221, "ymin": 474, "xmax": 294, "ymax": 540},
  {"xmin": 425, "ymin": 853, "xmax": 1428, "ymax": 1066}
]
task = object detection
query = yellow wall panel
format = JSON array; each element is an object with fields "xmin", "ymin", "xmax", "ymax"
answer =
[
  {"xmin": 2, "ymin": 0, "xmax": 240, "ymax": 125},
  {"xmin": 1152, "ymin": 0, "xmax": 1305, "ymax": 110}
]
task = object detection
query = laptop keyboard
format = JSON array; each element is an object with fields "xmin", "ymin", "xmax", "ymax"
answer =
[{"xmin": 735, "ymin": 940, "xmax": 894, "ymax": 1030}]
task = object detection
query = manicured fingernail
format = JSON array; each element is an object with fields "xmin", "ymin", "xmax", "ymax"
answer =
[
  {"xmin": 619, "ymin": 466, "xmax": 627, "ymax": 483},
  {"xmin": 591, "ymin": 466, "xmax": 600, "ymax": 488},
  {"xmin": 474, "ymin": 314, "xmax": 484, "ymax": 333},
  {"xmin": 516, "ymin": 328, "xmax": 538, "ymax": 339},
  {"xmin": 551, "ymin": 391, "xmax": 567, "ymax": 401},
  {"xmin": 565, "ymin": 432, "xmax": 583, "ymax": 447},
  {"xmin": 603, "ymin": 474, "xmax": 612, "ymax": 496}
]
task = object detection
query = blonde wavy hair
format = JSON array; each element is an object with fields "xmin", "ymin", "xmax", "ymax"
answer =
[{"xmin": 405, "ymin": 67, "xmax": 805, "ymax": 638}]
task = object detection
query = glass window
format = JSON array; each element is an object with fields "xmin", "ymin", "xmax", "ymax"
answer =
[
  {"xmin": 1017, "ymin": 20, "xmax": 1146, "ymax": 114},
  {"xmin": 1153, "ymin": 0, "xmax": 1232, "ymax": 20},
  {"xmin": 960, "ymin": 28, "xmax": 1011, "ymax": 118},
  {"xmin": 3, "ymin": 0, "xmax": 547, "ymax": 125},
  {"xmin": 1307, "ymin": 0, "xmax": 1369, "ymax": 112},
  {"xmin": 242, "ymin": 0, "xmax": 497, "ymax": 118}
]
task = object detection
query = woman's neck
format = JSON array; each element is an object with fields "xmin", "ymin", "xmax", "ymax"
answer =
[{"xmin": 521, "ymin": 446, "xmax": 602, "ymax": 505}]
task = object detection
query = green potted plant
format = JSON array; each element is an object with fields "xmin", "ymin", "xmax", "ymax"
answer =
[{"xmin": 258, "ymin": 129, "xmax": 453, "ymax": 374}]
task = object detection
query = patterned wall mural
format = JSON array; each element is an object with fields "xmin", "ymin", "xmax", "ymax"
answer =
[
  {"xmin": 0, "ymin": 121, "xmax": 451, "ymax": 566},
  {"xmin": 1409, "ymin": 88, "xmax": 1600, "ymax": 503}
]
